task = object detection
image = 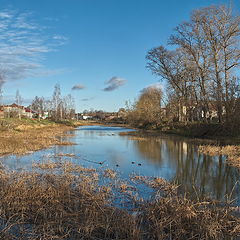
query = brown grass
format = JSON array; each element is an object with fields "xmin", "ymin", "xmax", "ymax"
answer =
[
  {"xmin": 199, "ymin": 145, "xmax": 240, "ymax": 168},
  {"xmin": 139, "ymin": 196, "xmax": 240, "ymax": 240},
  {"xmin": 103, "ymin": 169, "xmax": 117, "ymax": 179},
  {"xmin": 0, "ymin": 162, "xmax": 238, "ymax": 240},
  {"xmin": 0, "ymin": 169, "xmax": 137, "ymax": 239},
  {"xmin": 131, "ymin": 175, "xmax": 178, "ymax": 194},
  {"xmin": 0, "ymin": 123, "xmax": 74, "ymax": 156}
]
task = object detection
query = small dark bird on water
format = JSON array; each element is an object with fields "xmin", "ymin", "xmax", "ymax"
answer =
[
  {"xmin": 131, "ymin": 162, "xmax": 135, "ymax": 164},
  {"xmin": 138, "ymin": 163, "xmax": 142, "ymax": 166},
  {"xmin": 99, "ymin": 162, "xmax": 103, "ymax": 165},
  {"xmin": 116, "ymin": 164, "xmax": 119, "ymax": 167}
]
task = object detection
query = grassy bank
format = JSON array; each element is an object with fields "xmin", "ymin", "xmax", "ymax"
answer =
[
  {"xmin": 162, "ymin": 122, "xmax": 240, "ymax": 139},
  {"xmin": 122, "ymin": 120, "xmax": 240, "ymax": 139},
  {"xmin": 0, "ymin": 118, "xmax": 76, "ymax": 156},
  {"xmin": 0, "ymin": 161, "xmax": 239, "ymax": 240}
]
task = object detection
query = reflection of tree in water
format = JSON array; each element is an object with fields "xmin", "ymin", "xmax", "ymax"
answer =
[
  {"xmin": 132, "ymin": 137, "xmax": 163, "ymax": 165},
  {"xmin": 133, "ymin": 136, "xmax": 240, "ymax": 202},
  {"xmin": 174, "ymin": 145, "xmax": 240, "ymax": 202}
]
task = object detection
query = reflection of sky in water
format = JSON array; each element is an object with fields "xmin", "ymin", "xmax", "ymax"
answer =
[{"xmin": 0, "ymin": 125, "xmax": 239, "ymax": 205}]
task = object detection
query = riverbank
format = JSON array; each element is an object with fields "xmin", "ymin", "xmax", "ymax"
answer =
[
  {"xmin": 96, "ymin": 120, "xmax": 240, "ymax": 140},
  {"xmin": 161, "ymin": 122, "xmax": 240, "ymax": 139},
  {"xmin": 0, "ymin": 119, "xmax": 76, "ymax": 156},
  {"xmin": 0, "ymin": 161, "xmax": 239, "ymax": 240}
]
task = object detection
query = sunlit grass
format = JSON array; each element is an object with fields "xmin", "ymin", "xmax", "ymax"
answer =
[{"xmin": 0, "ymin": 120, "xmax": 75, "ymax": 156}]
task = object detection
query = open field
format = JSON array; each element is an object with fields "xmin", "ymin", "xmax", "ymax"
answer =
[
  {"xmin": 0, "ymin": 119, "xmax": 75, "ymax": 156},
  {"xmin": 0, "ymin": 161, "xmax": 239, "ymax": 240}
]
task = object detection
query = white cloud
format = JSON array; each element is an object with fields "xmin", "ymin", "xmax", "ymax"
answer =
[{"xmin": 0, "ymin": 9, "xmax": 66, "ymax": 87}]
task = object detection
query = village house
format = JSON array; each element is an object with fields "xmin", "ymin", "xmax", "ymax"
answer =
[
  {"xmin": 0, "ymin": 104, "xmax": 36, "ymax": 119},
  {"xmin": 163, "ymin": 101, "xmax": 224, "ymax": 122}
]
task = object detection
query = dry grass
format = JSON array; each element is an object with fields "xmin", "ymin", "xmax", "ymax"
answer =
[
  {"xmin": 0, "ymin": 162, "xmax": 238, "ymax": 240},
  {"xmin": 0, "ymin": 123, "xmax": 74, "ymax": 156},
  {"xmin": 131, "ymin": 175, "xmax": 178, "ymax": 194},
  {"xmin": 199, "ymin": 145, "xmax": 240, "ymax": 168},
  {"xmin": 139, "ymin": 196, "xmax": 240, "ymax": 240},
  {"xmin": 103, "ymin": 169, "xmax": 117, "ymax": 179},
  {"xmin": 0, "ymin": 169, "xmax": 138, "ymax": 239}
]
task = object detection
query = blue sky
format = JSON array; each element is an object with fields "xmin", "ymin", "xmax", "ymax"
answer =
[{"xmin": 0, "ymin": 0, "xmax": 238, "ymax": 112}]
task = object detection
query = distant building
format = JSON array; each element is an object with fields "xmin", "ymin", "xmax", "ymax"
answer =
[
  {"xmin": 0, "ymin": 103, "xmax": 36, "ymax": 119},
  {"xmin": 164, "ymin": 100, "xmax": 226, "ymax": 122},
  {"xmin": 82, "ymin": 115, "xmax": 93, "ymax": 120}
]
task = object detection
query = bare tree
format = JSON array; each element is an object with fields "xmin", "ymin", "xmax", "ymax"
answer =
[
  {"xmin": 63, "ymin": 94, "xmax": 75, "ymax": 119},
  {"xmin": 31, "ymin": 96, "xmax": 45, "ymax": 120},
  {"xmin": 15, "ymin": 90, "xmax": 23, "ymax": 119},
  {"xmin": 52, "ymin": 84, "xmax": 62, "ymax": 121},
  {"xmin": 147, "ymin": 4, "xmax": 240, "ymax": 126}
]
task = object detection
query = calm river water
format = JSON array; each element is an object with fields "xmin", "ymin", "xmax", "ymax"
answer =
[{"xmin": 1, "ymin": 125, "xmax": 239, "ymax": 205}]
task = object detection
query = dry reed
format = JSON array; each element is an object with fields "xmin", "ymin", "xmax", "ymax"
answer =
[{"xmin": 0, "ymin": 162, "xmax": 238, "ymax": 240}]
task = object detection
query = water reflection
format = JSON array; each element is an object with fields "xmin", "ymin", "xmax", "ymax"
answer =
[{"xmin": 132, "ymin": 136, "xmax": 240, "ymax": 203}]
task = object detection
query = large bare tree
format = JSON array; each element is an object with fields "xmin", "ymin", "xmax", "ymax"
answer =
[{"xmin": 147, "ymin": 4, "xmax": 240, "ymax": 125}]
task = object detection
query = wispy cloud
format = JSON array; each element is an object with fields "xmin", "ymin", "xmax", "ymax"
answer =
[
  {"xmin": 0, "ymin": 11, "xmax": 12, "ymax": 19},
  {"xmin": 103, "ymin": 76, "xmax": 127, "ymax": 91},
  {"xmin": 0, "ymin": 9, "xmax": 67, "ymax": 87},
  {"xmin": 72, "ymin": 84, "xmax": 85, "ymax": 90}
]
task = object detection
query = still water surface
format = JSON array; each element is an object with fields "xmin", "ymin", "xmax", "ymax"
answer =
[{"xmin": 1, "ymin": 125, "xmax": 239, "ymax": 205}]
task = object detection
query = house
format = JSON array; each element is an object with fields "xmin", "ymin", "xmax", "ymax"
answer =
[
  {"xmin": 165, "ymin": 100, "xmax": 225, "ymax": 122},
  {"xmin": 24, "ymin": 108, "xmax": 35, "ymax": 118},
  {"xmin": 1, "ymin": 104, "xmax": 36, "ymax": 119},
  {"xmin": 82, "ymin": 115, "xmax": 93, "ymax": 120}
]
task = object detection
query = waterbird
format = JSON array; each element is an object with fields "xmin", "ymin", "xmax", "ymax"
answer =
[
  {"xmin": 116, "ymin": 164, "xmax": 119, "ymax": 167},
  {"xmin": 131, "ymin": 161, "xmax": 135, "ymax": 164},
  {"xmin": 138, "ymin": 163, "xmax": 142, "ymax": 166}
]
